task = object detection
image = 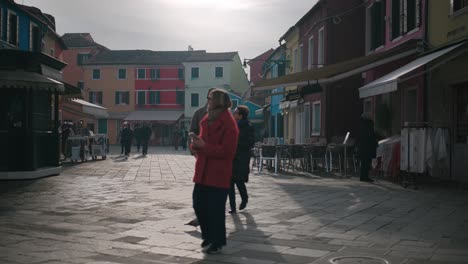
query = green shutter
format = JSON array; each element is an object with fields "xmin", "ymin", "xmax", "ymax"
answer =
[{"xmin": 115, "ymin": 92, "xmax": 119, "ymax": 104}]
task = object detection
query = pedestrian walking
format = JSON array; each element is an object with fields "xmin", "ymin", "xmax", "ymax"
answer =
[
  {"xmin": 229, "ymin": 105, "xmax": 254, "ymax": 214},
  {"xmin": 191, "ymin": 88, "xmax": 239, "ymax": 254},
  {"xmin": 121, "ymin": 122, "xmax": 133, "ymax": 158},
  {"xmin": 173, "ymin": 125, "xmax": 180, "ymax": 150},
  {"xmin": 134, "ymin": 123, "xmax": 142, "ymax": 153},
  {"xmin": 180, "ymin": 126, "xmax": 188, "ymax": 151},
  {"xmin": 356, "ymin": 113, "xmax": 378, "ymax": 182},
  {"xmin": 118, "ymin": 124, "xmax": 125, "ymax": 155},
  {"xmin": 141, "ymin": 123, "xmax": 152, "ymax": 156}
]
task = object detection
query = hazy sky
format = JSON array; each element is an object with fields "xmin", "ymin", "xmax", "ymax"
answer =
[{"xmin": 23, "ymin": 0, "xmax": 317, "ymax": 64}]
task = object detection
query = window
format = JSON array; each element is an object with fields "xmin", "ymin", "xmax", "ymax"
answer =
[
  {"xmin": 308, "ymin": 36, "xmax": 314, "ymax": 69},
  {"xmin": 148, "ymin": 91, "xmax": 161, "ymax": 105},
  {"xmin": 176, "ymin": 90, "xmax": 184, "ymax": 105},
  {"xmin": 115, "ymin": 91, "xmax": 129, "ymax": 105},
  {"xmin": 391, "ymin": 0, "xmax": 421, "ymax": 39},
  {"xmin": 30, "ymin": 23, "xmax": 41, "ymax": 52},
  {"xmin": 89, "ymin": 91, "xmax": 103, "ymax": 105},
  {"xmin": 50, "ymin": 48, "xmax": 55, "ymax": 57},
  {"xmin": 77, "ymin": 81, "xmax": 84, "ymax": 90},
  {"xmin": 318, "ymin": 27, "xmax": 325, "ymax": 67},
  {"xmin": 137, "ymin": 69, "xmax": 146, "ymax": 79},
  {"xmin": 118, "ymin": 69, "xmax": 126, "ymax": 80},
  {"xmin": 293, "ymin": 48, "xmax": 298, "ymax": 73},
  {"xmin": 231, "ymin": 99, "xmax": 238, "ymax": 110},
  {"xmin": 215, "ymin": 67, "xmax": 223, "ymax": 78},
  {"xmin": 191, "ymin": 67, "xmax": 199, "ymax": 79},
  {"xmin": 178, "ymin": 68, "xmax": 184, "ymax": 79},
  {"xmin": 137, "ymin": 91, "xmax": 146, "ymax": 105},
  {"xmin": 77, "ymin": 53, "xmax": 91, "ymax": 65},
  {"xmin": 92, "ymin": 69, "xmax": 101, "ymax": 80},
  {"xmin": 150, "ymin": 69, "xmax": 160, "ymax": 79},
  {"xmin": 298, "ymin": 45, "xmax": 303, "ymax": 72},
  {"xmin": 370, "ymin": 0, "xmax": 386, "ymax": 50},
  {"xmin": 451, "ymin": 0, "xmax": 468, "ymax": 14},
  {"xmin": 304, "ymin": 103, "xmax": 311, "ymax": 140},
  {"xmin": 191, "ymin": 93, "xmax": 199, "ymax": 107},
  {"xmin": 312, "ymin": 101, "xmax": 321, "ymax": 135},
  {"xmin": 7, "ymin": 11, "xmax": 18, "ymax": 46}
]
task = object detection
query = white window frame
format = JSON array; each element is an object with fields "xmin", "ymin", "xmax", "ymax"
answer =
[
  {"xmin": 29, "ymin": 22, "xmax": 39, "ymax": 51},
  {"xmin": 7, "ymin": 10, "xmax": 19, "ymax": 47},
  {"xmin": 148, "ymin": 91, "xmax": 160, "ymax": 105},
  {"xmin": 308, "ymin": 36, "xmax": 314, "ymax": 70},
  {"xmin": 117, "ymin": 68, "xmax": 127, "ymax": 80},
  {"xmin": 312, "ymin": 101, "xmax": 321, "ymax": 136},
  {"xmin": 92, "ymin": 69, "xmax": 101, "ymax": 80},
  {"xmin": 215, "ymin": 66, "xmax": 224, "ymax": 78},
  {"xmin": 89, "ymin": 91, "xmax": 102, "ymax": 105},
  {"xmin": 115, "ymin": 91, "xmax": 129, "ymax": 105},
  {"xmin": 318, "ymin": 27, "xmax": 325, "ymax": 68},
  {"xmin": 137, "ymin": 68, "xmax": 146, "ymax": 80},
  {"xmin": 136, "ymin": 91, "xmax": 146, "ymax": 105}
]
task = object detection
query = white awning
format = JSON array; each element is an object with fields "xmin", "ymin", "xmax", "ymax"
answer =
[
  {"xmin": 290, "ymin": 100, "xmax": 299, "ymax": 108},
  {"xmin": 254, "ymin": 109, "xmax": 263, "ymax": 116},
  {"xmin": 359, "ymin": 42, "xmax": 465, "ymax": 98},
  {"xmin": 71, "ymin": 99, "xmax": 108, "ymax": 118},
  {"xmin": 124, "ymin": 110, "xmax": 184, "ymax": 122}
]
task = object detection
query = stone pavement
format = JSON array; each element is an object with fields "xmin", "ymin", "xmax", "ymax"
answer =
[{"xmin": 1, "ymin": 146, "xmax": 468, "ymax": 264}]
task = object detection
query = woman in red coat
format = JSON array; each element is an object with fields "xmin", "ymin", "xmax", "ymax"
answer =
[{"xmin": 190, "ymin": 88, "xmax": 239, "ymax": 254}]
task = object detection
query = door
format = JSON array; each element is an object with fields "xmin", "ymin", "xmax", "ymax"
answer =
[
  {"xmin": 98, "ymin": 119, "xmax": 108, "ymax": 134},
  {"xmin": 453, "ymin": 85, "xmax": 468, "ymax": 183}
]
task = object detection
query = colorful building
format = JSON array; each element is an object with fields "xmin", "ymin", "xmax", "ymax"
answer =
[{"xmin": 182, "ymin": 51, "xmax": 250, "ymax": 128}]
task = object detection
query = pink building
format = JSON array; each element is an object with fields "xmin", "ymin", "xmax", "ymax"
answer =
[{"xmin": 83, "ymin": 50, "xmax": 197, "ymax": 145}]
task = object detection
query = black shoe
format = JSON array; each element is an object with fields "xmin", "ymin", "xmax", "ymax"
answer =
[
  {"xmin": 201, "ymin": 240, "xmax": 210, "ymax": 248},
  {"xmin": 229, "ymin": 209, "xmax": 236, "ymax": 214},
  {"xmin": 239, "ymin": 201, "xmax": 247, "ymax": 210},
  {"xmin": 205, "ymin": 244, "xmax": 222, "ymax": 254}
]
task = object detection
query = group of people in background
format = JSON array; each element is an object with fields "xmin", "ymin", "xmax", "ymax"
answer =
[{"xmin": 118, "ymin": 122, "xmax": 152, "ymax": 158}]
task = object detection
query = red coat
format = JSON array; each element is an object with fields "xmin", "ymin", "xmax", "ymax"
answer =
[{"xmin": 192, "ymin": 110, "xmax": 239, "ymax": 189}]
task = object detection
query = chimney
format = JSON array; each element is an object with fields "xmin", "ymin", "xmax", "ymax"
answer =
[{"xmin": 188, "ymin": 45, "xmax": 194, "ymax": 51}]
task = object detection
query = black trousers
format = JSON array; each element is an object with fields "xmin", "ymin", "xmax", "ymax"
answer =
[
  {"xmin": 124, "ymin": 141, "xmax": 131, "ymax": 156},
  {"xmin": 360, "ymin": 158, "xmax": 372, "ymax": 180},
  {"xmin": 228, "ymin": 181, "xmax": 248, "ymax": 210},
  {"xmin": 193, "ymin": 183, "xmax": 228, "ymax": 247},
  {"xmin": 120, "ymin": 142, "xmax": 124, "ymax": 154},
  {"xmin": 136, "ymin": 139, "xmax": 141, "ymax": 152},
  {"xmin": 141, "ymin": 139, "xmax": 149, "ymax": 155}
]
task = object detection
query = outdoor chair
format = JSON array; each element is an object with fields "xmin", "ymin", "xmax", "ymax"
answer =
[{"xmin": 259, "ymin": 145, "xmax": 278, "ymax": 174}]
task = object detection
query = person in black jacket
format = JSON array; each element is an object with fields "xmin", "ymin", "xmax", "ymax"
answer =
[
  {"xmin": 229, "ymin": 105, "xmax": 255, "ymax": 213},
  {"xmin": 356, "ymin": 113, "xmax": 378, "ymax": 182},
  {"xmin": 121, "ymin": 122, "xmax": 133, "ymax": 158}
]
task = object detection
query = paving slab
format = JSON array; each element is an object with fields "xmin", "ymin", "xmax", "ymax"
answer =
[{"xmin": 1, "ymin": 146, "xmax": 467, "ymax": 264}]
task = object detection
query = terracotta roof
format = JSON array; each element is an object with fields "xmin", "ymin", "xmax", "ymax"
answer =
[
  {"xmin": 84, "ymin": 50, "xmax": 206, "ymax": 65},
  {"xmin": 61, "ymin": 33, "xmax": 100, "ymax": 48},
  {"xmin": 185, "ymin": 52, "xmax": 237, "ymax": 62}
]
